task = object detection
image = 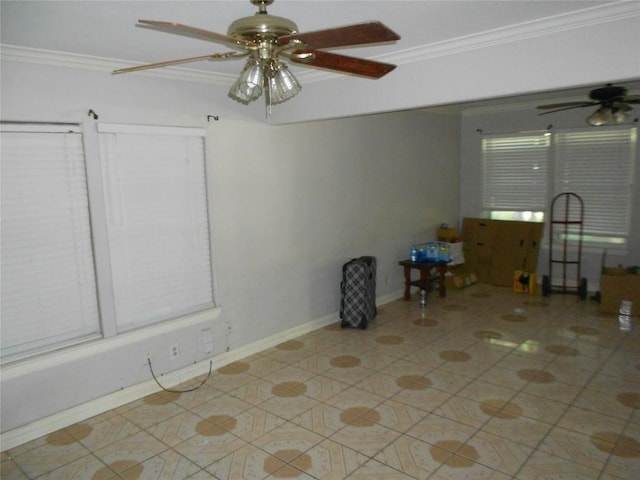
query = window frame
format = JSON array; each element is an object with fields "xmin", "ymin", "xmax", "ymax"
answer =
[
  {"xmin": 481, "ymin": 126, "xmax": 636, "ymax": 253},
  {"xmin": 0, "ymin": 120, "xmax": 217, "ymax": 364}
]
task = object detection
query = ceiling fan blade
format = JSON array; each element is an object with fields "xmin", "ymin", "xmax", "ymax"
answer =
[
  {"xmin": 623, "ymin": 96, "xmax": 640, "ymax": 103},
  {"xmin": 289, "ymin": 50, "xmax": 396, "ymax": 79},
  {"xmin": 113, "ymin": 52, "xmax": 246, "ymax": 74},
  {"xmin": 537, "ymin": 102, "xmax": 595, "ymax": 110},
  {"xmin": 537, "ymin": 104, "xmax": 599, "ymax": 115},
  {"xmin": 280, "ymin": 21, "xmax": 400, "ymax": 50},
  {"xmin": 137, "ymin": 20, "xmax": 256, "ymax": 50},
  {"xmin": 613, "ymin": 103, "xmax": 633, "ymax": 112}
]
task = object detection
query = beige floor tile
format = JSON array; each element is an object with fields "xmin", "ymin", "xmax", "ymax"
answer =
[
  {"xmin": 206, "ymin": 443, "xmax": 284, "ymax": 480},
  {"xmin": 463, "ymin": 343, "xmax": 511, "ymax": 366},
  {"xmin": 556, "ymin": 406, "xmax": 628, "ymax": 439},
  {"xmin": 185, "ymin": 469, "xmax": 216, "ymax": 479},
  {"xmin": 261, "ymin": 365, "xmax": 315, "ymax": 386},
  {"xmin": 375, "ymin": 434, "xmax": 439, "ymax": 477},
  {"xmin": 146, "ymin": 411, "xmax": 214, "ymax": 447},
  {"xmin": 516, "ymin": 449, "xmax": 606, "ymax": 480},
  {"xmin": 36, "ymin": 453, "xmax": 119, "ymax": 480},
  {"xmin": 477, "ymin": 365, "xmax": 531, "ymax": 391},
  {"xmin": 12, "ymin": 431, "xmax": 91, "ymax": 479},
  {"xmin": 121, "ymin": 395, "xmax": 188, "ymax": 429},
  {"xmin": 119, "ymin": 449, "xmax": 201, "ymax": 479},
  {"xmin": 456, "ymin": 378, "xmax": 519, "ymax": 403},
  {"xmin": 190, "ymin": 393, "xmax": 253, "ymax": 422},
  {"xmin": 7, "ymin": 285, "xmax": 640, "ymax": 479},
  {"xmin": 252, "ymin": 421, "xmax": 324, "ymax": 458},
  {"xmin": 415, "ymin": 366, "xmax": 474, "ymax": 394},
  {"xmin": 92, "ymin": 431, "xmax": 167, "ymax": 474},
  {"xmin": 323, "ymin": 385, "xmax": 385, "ymax": 411},
  {"xmin": 260, "ymin": 345, "xmax": 315, "ymax": 365},
  {"xmin": 330, "ymin": 417, "xmax": 402, "ymax": 457},
  {"xmin": 173, "ymin": 429, "xmax": 248, "ymax": 470},
  {"xmin": 296, "ymin": 373, "xmax": 351, "ymax": 402},
  {"xmin": 258, "ymin": 392, "xmax": 322, "ymax": 420},
  {"xmin": 0, "ymin": 458, "xmax": 28, "ymax": 480},
  {"xmin": 225, "ymin": 407, "xmax": 287, "ymax": 443},
  {"xmin": 434, "ymin": 395, "xmax": 498, "ymax": 429},
  {"xmin": 600, "ymin": 422, "xmax": 640, "ymax": 479},
  {"xmin": 393, "ymin": 383, "xmax": 453, "ymax": 414},
  {"xmin": 429, "ymin": 452, "xmax": 514, "ymax": 480},
  {"xmin": 354, "ymin": 370, "xmax": 411, "ymax": 398},
  {"xmin": 316, "ymin": 364, "xmax": 374, "ymax": 386},
  {"xmin": 506, "ymin": 391, "xmax": 568, "ymax": 424},
  {"xmin": 200, "ymin": 370, "xmax": 255, "ymax": 396},
  {"xmin": 66, "ymin": 414, "xmax": 141, "ymax": 451},
  {"xmin": 240, "ymin": 354, "xmax": 290, "ymax": 378},
  {"xmin": 482, "ymin": 414, "xmax": 552, "ymax": 449},
  {"xmin": 407, "ymin": 413, "xmax": 478, "ymax": 447},
  {"xmin": 366, "ymin": 398, "xmax": 428, "ymax": 433},
  {"xmin": 403, "ymin": 345, "xmax": 444, "ymax": 370},
  {"xmin": 226, "ymin": 379, "xmax": 280, "ymax": 406},
  {"xmin": 287, "ymin": 439, "xmax": 369, "ymax": 480},
  {"xmin": 537, "ymin": 426, "xmax": 611, "ymax": 472},
  {"xmin": 291, "ymin": 353, "xmax": 335, "ymax": 375},
  {"xmin": 348, "ymin": 457, "xmax": 419, "ymax": 479},
  {"xmin": 291, "ymin": 403, "xmax": 349, "ymax": 437},
  {"xmin": 573, "ymin": 387, "xmax": 638, "ymax": 422},
  {"xmin": 519, "ymin": 377, "xmax": 583, "ymax": 405},
  {"xmin": 466, "ymin": 430, "xmax": 533, "ymax": 476}
]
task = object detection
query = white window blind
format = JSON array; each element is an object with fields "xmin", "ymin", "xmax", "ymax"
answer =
[
  {"xmin": 553, "ymin": 127, "xmax": 636, "ymax": 246},
  {"xmin": 0, "ymin": 124, "xmax": 101, "ymax": 361},
  {"xmin": 482, "ymin": 134, "xmax": 550, "ymax": 211},
  {"xmin": 98, "ymin": 124, "xmax": 214, "ymax": 332}
]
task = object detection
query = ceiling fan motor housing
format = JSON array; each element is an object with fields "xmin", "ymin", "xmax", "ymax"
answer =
[{"xmin": 589, "ymin": 85, "xmax": 627, "ymax": 103}]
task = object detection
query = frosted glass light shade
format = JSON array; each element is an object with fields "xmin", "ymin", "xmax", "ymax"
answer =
[
  {"xmin": 268, "ymin": 63, "xmax": 301, "ymax": 105},
  {"xmin": 228, "ymin": 61, "xmax": 264, "ymax": 105}
]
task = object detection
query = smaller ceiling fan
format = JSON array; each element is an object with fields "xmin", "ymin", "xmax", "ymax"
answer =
[
  {"xmin": 113, "ymin": 0, "xmax": 400, "ymax": 112},
  {"xmin": 537, "ymin": 83, "xmax": 640, "ymax": 126}
]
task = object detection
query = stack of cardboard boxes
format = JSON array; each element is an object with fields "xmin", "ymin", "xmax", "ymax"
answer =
[{"xmin": 460, "ymin": 218, "xmax": 544, "ymax": 288}]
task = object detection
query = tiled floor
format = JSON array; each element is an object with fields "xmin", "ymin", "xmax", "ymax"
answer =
[{"xmin": 2, "ymin": 284, "xmax": 640, "ymax": 479}]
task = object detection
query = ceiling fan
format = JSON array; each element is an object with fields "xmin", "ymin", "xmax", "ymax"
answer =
[
  {"xmin": 113, "ymin": 0, "xmax": 400, "ymax": 111},
  {"xmin": 537, "ymin": 83, "xmax": 640, "ymax": 126}
]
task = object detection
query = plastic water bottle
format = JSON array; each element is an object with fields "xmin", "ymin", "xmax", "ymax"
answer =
[
  {"xmin": 411, "ymin": 245, "xmax": 418, "ymax": 262},
  {"xmin": 618, "ymin": 300, "xmax": 632, "ymax": 331}
]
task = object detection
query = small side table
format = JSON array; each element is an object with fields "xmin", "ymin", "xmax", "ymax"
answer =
[{"xmin": 398, "ymin": 259, "xmax": 447, "ymax": 301}]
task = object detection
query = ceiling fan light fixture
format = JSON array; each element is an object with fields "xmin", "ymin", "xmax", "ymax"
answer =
[
  {"xmin": 586, "ymin": 106, "xmax": 612, "ymax": 127},
  {"xmin": 612, "ymin": 108, "xmax": 630, "ymax": 124},
  {"xmin": 228, "ymin": 60, "xmax": 264, "ymax": 104},
  {"xmin": 267, "ymin": 62, "xmax": 301, "ymax": 105}
]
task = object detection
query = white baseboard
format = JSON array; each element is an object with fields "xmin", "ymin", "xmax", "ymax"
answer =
[{"xmin": 1, "ymin": 292, "xmax": 402, "ymax": 451}]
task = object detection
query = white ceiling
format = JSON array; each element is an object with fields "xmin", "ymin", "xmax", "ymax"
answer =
[
  {"xmin": 2, "ymin": 0, "xmax": 639, "ymax": 119},
  {"xmin": 0, "ymin": 1, "xmax": 612, "ymax": 70}
]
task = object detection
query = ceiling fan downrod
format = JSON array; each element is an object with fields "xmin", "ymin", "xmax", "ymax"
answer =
[{"xmin": 251, "ymin": 0, "xmax": 274, "ymax": 14}]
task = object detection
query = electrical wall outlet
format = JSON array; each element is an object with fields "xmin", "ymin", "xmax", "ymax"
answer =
[
  {"xmin": 170, "ymin": 344, "xmax": 180, "ymax": 359},
  {"xmin": 201, "ymin": 328, "xmax": 213, "ymax": 354}
]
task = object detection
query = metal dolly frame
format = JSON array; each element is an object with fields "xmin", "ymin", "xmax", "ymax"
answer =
[{"xmin": 542, "ymin": 192, "xmax": 588, "ymax": 299}]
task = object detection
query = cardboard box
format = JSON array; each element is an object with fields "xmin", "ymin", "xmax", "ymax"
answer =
[
  {"xmin": 445, "ymin": 266, "xmax": 477, "ymax": 290},
  {"xmin": 599, "ymin": 268, "xmax": 640, "ymax": 316},
  {"xmin": 461, "ymin": 218, "xmax": 544, "ymax": 287}
]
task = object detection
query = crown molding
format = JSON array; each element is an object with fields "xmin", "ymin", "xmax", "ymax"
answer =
[
  {"xmin": 2, "ymin": 1, "xmax": 638, "ymax": 85},
  {"xmin": 0, "ymin": 44, "xmax": 235, "ymax": 85},
  {"xmin": 386, "ymin": 0, "xmax": 640, "ymax": 66}
]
